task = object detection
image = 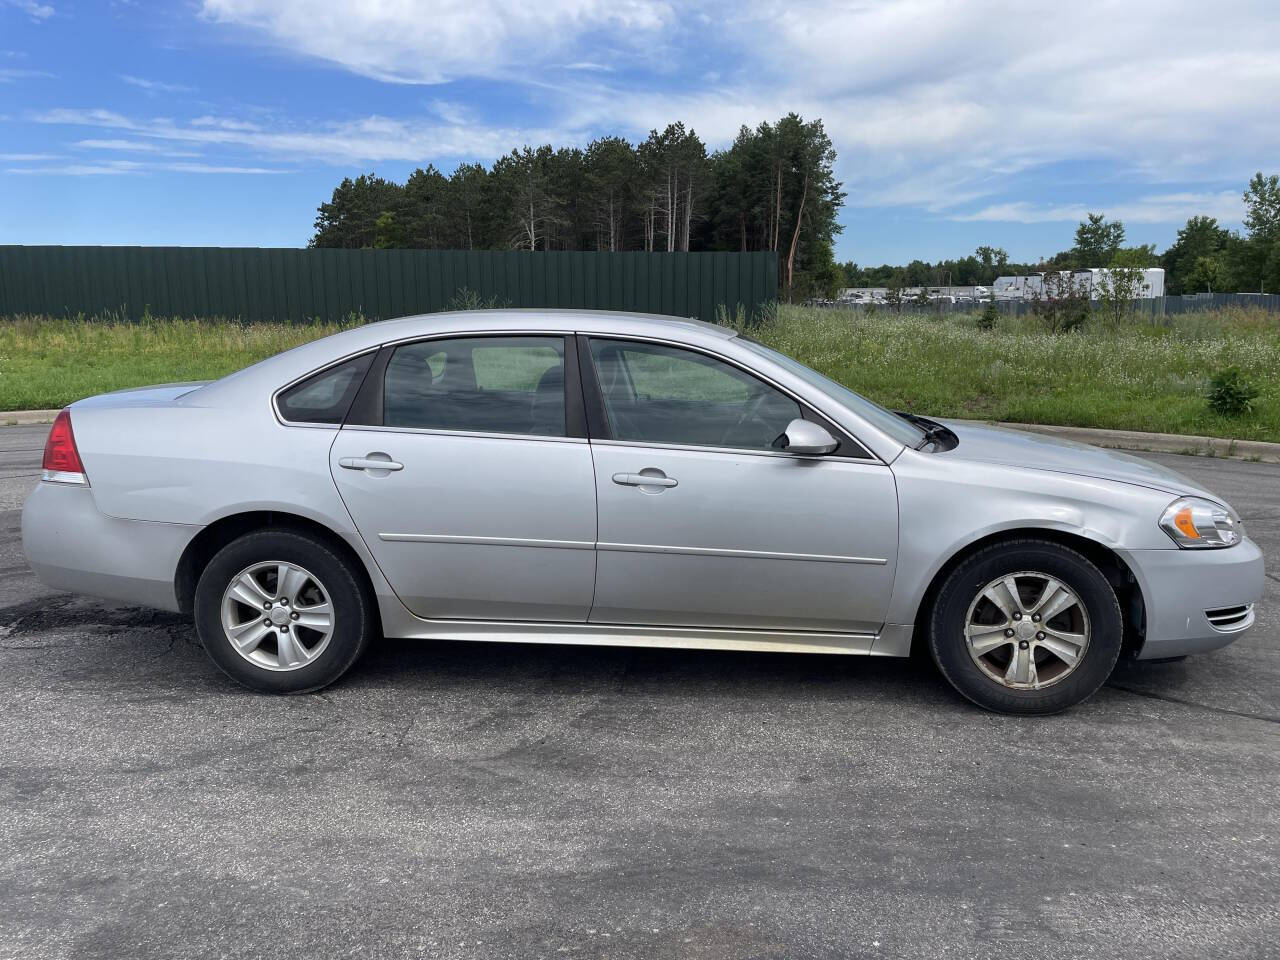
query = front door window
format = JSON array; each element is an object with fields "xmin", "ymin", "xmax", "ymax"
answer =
[{"xmin": 589, "ymin": 339, "xmax": 801, "ymax": 450}]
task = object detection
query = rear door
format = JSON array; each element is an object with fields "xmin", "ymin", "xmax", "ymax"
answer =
[
  {"xmin": 583, "ymin": 336, "xmax": 899, "ymax": 634},
  {"xmin": 330, "ymin": 333, "xmax": 598, "ymax": 622}
]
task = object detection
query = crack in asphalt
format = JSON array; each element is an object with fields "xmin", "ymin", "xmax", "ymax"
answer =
[
  {"xmin": 0, "ymin": 596, "xmax": 185, "ymax": 634},
  {"xmin": 1107, "ymin": 682, "xmax": 1280, "ymax": 725},
  {"xmin": 0, "ymin": 595, "xmax": 77, "ymax": 635},
  {"xmin": 0, "ymin": 596, "xmax": 191, "ymax": 659}
]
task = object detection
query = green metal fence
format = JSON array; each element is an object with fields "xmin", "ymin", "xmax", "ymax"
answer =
[{"xmin": 0, "ymin": 246, "xmax": 778, "ymax": 326}]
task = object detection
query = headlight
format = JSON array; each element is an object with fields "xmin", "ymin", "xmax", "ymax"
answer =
[{"xmin": 1159, "ymin": 497, "xmax": 1241, "ymax": 548}]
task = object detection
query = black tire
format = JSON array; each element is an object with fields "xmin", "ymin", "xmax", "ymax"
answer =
[
  {"xmin": 194, "ymin": 529, "xmax": 375, "ymax": 694},
  {"xmin": 927, "ymin": 539, "xmax": 1123, "ymax": 715}
]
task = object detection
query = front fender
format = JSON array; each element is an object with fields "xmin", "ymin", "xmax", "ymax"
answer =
[{"xmin": 886, "ymin": 450, "xmax": 1174, "ymax": 625}]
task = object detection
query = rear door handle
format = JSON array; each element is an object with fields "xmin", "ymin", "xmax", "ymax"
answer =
[
  {"xmin": 339, "ymin": 456, "xmax": 404, "ymax": 472},
  {"xmin": 612, "ymin": 471, "xmax": 677, "ymax": 488}
]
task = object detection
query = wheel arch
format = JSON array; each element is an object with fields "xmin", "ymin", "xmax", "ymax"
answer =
[
  {"xmin": 910, "ymin": 528, "xmax": 1146, "ymax": 656},
  {"xmin": 175, "ymin": 510, "xmax": 380, "ymax": 616}
]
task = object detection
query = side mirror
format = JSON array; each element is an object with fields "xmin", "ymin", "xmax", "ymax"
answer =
[{"xmin": 780, "ymin": 418, "xmax": 838, "ymax": 456}]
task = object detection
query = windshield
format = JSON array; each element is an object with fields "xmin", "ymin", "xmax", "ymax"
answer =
[{"xmin": 736, "ymin": 337, "xmax": 927, "ymax": 447}]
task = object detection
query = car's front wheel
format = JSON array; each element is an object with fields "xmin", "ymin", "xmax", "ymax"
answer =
[
  {"xmin": 194, "ymin": 529, "xmax": 375, "ymax": 693},
  {"xmin": 927, "ymin": 539, "xmax": 1124, "ymax": 714}
]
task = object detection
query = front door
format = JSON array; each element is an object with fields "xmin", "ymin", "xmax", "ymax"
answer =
[
  {"xmin": 330, "ymin": 334, "xmax": 597, "ymax": 622},
  {"xmin": 585, "ymin": 337, "xmax": 898, "ymax": 633}
]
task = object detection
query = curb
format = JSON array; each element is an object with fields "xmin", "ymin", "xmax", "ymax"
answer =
[
  {"xmin": 953, "ymin": 419, "xmax": 1280, "ymax": 464},
  {"xmin": 2, "ymin": 407, "xmax": 1278, "ymax": 463},
  {"xmin": 1, "ymin": 409, "xmax": 60, "ymax": 426}
]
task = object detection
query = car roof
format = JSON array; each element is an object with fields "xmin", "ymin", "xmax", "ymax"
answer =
[{"xmin": 368, "ymin": 308, "xmax": 737, "ymax": 342}]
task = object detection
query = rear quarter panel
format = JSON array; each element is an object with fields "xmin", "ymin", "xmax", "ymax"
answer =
[
  {"xmin": 67, "ymin": 394, "xmax": 408, "ymax": 620},
  {"xmin": 70, "ymin": 399, "xmax": 350, "ymax": 532}
]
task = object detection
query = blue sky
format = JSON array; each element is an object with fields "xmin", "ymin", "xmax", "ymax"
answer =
[{"xmin": 2, "ymin": 0, "xmax": 1278, "ymax": 265}]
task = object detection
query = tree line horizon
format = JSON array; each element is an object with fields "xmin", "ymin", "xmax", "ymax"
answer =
[
  {"xmin": 311, "ymin": 114, "xmax": 843, "ymax": 297},
  {"xmin": 309, "ymin": 117, "xmax": 1280, "ymax": 299},
  {"xmin": 842, "ymin": 172, "xmax": 1280, "ymax": 298}
]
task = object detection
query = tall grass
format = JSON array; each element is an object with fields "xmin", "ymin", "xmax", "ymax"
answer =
[
  {"xmin": 1, "ymin": 308, "xmax": 1278, "ymax": 442},
  {"xmin": 0, "ymin": 314, "xmax": 360, "ymax": 410},
  {"xmin": 756, "ymin": 306, "xmax": 1280, "ymax": 441}
]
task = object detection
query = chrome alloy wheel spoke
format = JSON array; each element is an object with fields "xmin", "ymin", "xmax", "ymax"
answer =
[
  {"xmin": 965, "ymin": 623, "xmax": 1014, "ymax": 656},
  {"xmin": 1038, "ymin": 629, "xmax": 1086, "ymax": 667},
  {"xmin": 1004, "ymin": 642, "xmax": 1039, "ymax": 686},
  {"xmin": 228, "ymin": 571, "xmax": 274, "ymax": 609},
  {"xmin": 226, "ymin": 618, "xmax": 272, "ymax": 654}
]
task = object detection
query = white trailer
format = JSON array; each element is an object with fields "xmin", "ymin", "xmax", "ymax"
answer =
[
  {"xmin": 993, "ymin": 269, "xmax": 1165, "ymax": 301},
  {"xmin": 1075, "ymin": 268, "xmax": 1165, "ymax": 299}
]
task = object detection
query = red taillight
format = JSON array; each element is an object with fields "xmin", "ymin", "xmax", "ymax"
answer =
[{"xmin": 42, "ymin": 408, "xmax": 86, "ymax": 479}]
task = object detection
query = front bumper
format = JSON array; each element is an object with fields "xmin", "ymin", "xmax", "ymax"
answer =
[
  {"xmin": 1121, "ymin": 537, "xmax": 1265, "ymax": 659},
  {"xmin": 21, "ymin": 481, "xmax": 197, "ymax": 612}
]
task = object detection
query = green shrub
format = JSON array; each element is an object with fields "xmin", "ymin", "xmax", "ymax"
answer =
[
  {"xmin": 446, "ymin": 287, "xmax": 510, "ymax": 311},
  {"xmin": 1060, "ymin": 301, "xmax": 1091, "ymax": 333},
  {"xmin": 715, "ymin": 303, "xmax": 748, "ymax": 330},
  {"xmin": 1206, "ymin": 367, "xmax": 1260, "ymax": 417},
  {"xmin": 977, "ymin": 299, "xmax": 999, "ymax": 330}
]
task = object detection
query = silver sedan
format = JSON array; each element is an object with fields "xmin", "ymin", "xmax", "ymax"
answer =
[{"xmin": 21, "ymin": 310, "xmax": 1264, "ymax": 713}]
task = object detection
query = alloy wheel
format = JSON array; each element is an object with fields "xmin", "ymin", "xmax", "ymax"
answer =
[
  {"xmin": 963, "ymin": 571, "xmax": 1091, "ymax": 690},
  {"xmin": 219, "ymin": 560, "xmax": 334, "ymax": 671}
]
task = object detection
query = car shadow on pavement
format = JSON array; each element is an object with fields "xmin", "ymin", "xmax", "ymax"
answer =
[{"xmin": 3, "ymin": 590, "xmax": 1266, "ymax": 720}]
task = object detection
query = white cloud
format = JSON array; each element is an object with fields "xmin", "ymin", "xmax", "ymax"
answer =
[
  {"xmin": 0, "ymin": 67, "xmax": 55, "ymax": 81},
  {"xmin": 21, "ymin": 0, "xmax": 1280, "ymax": 227},
  {"xmin": 6, "ymin": 159, "xmax": 145, "ymax": 175},
  {"xmin": 74, "ymin": 138, "xmax": 203, "ymax": 157},
  {"xmin": 39, "ymin": 107, "xmax": 586, "ymax": 165},
  {"xmin": 189, "ymin": 115, "xmax": 262, "ymax": 131},
  {"xmin": 165, "ymin": 162, "xmax": 289, "ymax": 174},
  {"xmin": 198, "ymin": 0, "xmax": 673, "ymax": 84},
  {"xmin": 957, "ymin": 192, "xmax": 1246, "ymax": 226},
  {"xmin": 120, "ymin": 74, "xmax": 194, "ymax": 94},
  {"xmin": 6, "ymin": 157, "xmax": 288, "ymax": 175},
  {"xmin": 4, "ymin": 0, "xmax": 54, "ymax": 21}
]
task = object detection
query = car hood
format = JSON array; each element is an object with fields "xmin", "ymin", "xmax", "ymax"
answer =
[{"xmin": 935, "ymin": 420, "xmax": 1215, "ymax": 499}]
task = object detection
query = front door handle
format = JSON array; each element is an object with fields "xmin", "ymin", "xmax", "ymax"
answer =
[
  {"xmin": 339, "ymin": 455, "xmax": 404, "ymax": 472},
  {"xmin": 612, "ymin": 470, "xmax": 677, "ymax": 488}
]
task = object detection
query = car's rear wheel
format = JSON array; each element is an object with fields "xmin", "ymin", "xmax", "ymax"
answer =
[
  {"xmin": 927, "ymin": 539, "xmax": 1123, "ymax": 714},
  {"xmin": 194, "ymin": 529, "xmax": 374, "ymax": 693}
]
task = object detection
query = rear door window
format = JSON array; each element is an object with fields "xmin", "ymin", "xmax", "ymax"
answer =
[{"xmin": 382, "ymin": 336, "xmax": 567, "ymax": 437}]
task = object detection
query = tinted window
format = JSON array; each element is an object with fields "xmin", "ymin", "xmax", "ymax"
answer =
[
  {"xmin": 384, "ymin": 336, "xmax": 566, "ymax": 436},
  {"xmin": 276, "ymin": 353, "xmax": 373, "ymax": 424},
  {"xmin": 590, "ymin": 339, "xmax": 801, "ymax": 450}
]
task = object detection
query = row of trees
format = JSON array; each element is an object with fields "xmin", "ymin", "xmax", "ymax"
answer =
[
  {"xmin": 1160, "ymin": 173, "xmax": 1280, "ymax": 294},
  {"xmin": 310, "ymin": 114, "xmax": 846, "ymax": 296},
  {"xmin": 840, "ymin": 173, "xmax": 1280, "ymax": 297},
  {"xmin": 842, "ymin": 245, "xmax": 1032, "ymax": 289}
]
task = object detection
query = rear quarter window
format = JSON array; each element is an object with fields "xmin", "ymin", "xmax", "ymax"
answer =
[{"xmin": 276, "ymin": 353, "xmax": 374, "ymax": 425}]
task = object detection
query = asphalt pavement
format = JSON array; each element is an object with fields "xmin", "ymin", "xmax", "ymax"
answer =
[{"xmin": 0, "ymin": 423, "xmax": 1276, "ymax": 960}]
